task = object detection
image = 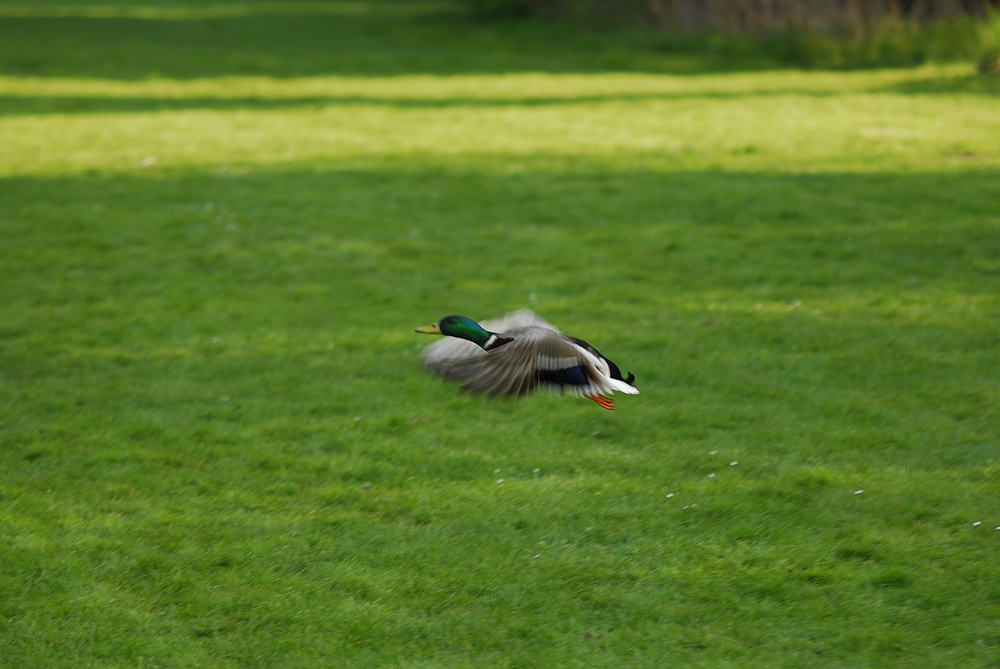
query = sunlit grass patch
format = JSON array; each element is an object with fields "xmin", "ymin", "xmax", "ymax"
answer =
[
  {"xmin": 1, "ymin": 66, "xmax": 998, "ymax": 176},
  {"xmin": 0, "ymin": 64, "xmax": 977, "ymax": 100}
]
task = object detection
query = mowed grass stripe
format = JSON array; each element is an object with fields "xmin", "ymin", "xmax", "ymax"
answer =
[
  {"xmin": 1, "ymin": 70, "xmax": 999, "ymax": 175},
  {"xmin": 0, "ymin": 66, "xmax": 977, "ymax": 100}
]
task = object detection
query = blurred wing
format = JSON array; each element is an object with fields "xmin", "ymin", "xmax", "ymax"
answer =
[
  {"xmin": 449, "ymin": 333, "xmax": 541, "ymax": 397},
  {"xmin": 423, "ymin": 326, "xmax": 607, "ymax": 398},
  {"xmin": 420, "ymin": 309, "xmax": 559, "ymax": 372},
  {"xmin": 420, "ymin": 331, "xmax": 482, "ymax": 367},
  {"xmin": 478, "ymin": 309, "xmax": 560, "ymax": 335}
]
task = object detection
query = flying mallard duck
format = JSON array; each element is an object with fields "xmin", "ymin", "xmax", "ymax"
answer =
[{"xmin": 415, "ymin": 310, "xmax": 638, "ymax": 410}]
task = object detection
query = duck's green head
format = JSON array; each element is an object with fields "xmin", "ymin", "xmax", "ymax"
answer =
[{"xmin": 415, "ymin": 315, "xmax": 491, "ymax": 346}]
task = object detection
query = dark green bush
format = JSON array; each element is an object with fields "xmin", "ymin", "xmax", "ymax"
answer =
[
  {"xmin": 764, "ymin": 18, "xmax": 985, "ymax": 68},
  {"xmin": 468, "ymin": 0, "xmax": 535, "ymax": 19},
  {"xmin": 466, "ymin": 0, "xmax": 998, "ymax": 70}
]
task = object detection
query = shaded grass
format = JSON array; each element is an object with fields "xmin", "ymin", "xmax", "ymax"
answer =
[
  {"xmin": 0, "ymin": 0, "xmax": 991, "ymax": 81},
  {"xmin": 885, "ymin": 72, "xmax": 1000, "ymax": 96},
  {"xmin": 3, "ymin": 161, "xmax": 999, "ymax": 666},
  {"xmin": 0, "ymin": 0, "xmax": 769, "ymax": 79}
]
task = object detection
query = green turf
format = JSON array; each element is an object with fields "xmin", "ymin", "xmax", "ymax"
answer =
[{"xmin": 2, "ymin": 2, "xmax": 1000, "ymax": 667}]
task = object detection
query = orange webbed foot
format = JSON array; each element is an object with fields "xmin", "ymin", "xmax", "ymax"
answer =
[{"xmin": 588, "ymin": 395, "xmax": 615, "ymax": 410}]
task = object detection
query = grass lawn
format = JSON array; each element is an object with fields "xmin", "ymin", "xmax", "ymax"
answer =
[{"xmin": 1, "ymin": 1, "xmax": 999, "ymax": 667}]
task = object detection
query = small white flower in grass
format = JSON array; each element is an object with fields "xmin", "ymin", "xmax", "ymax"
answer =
[
  {"xmin": 995, "ymin": 526, "xmax": 1000, "ymax": 531},
  {"xmin": 683, "ymin": 505, "xmax": 689, "ymax": 509},
  {"xmin": 667, "ymin": 493, "xmax": 674, "ymax": 498},
  {"xmin": 708, "ymin": 473, "xmax": 716, "ymax": 478},
  {"xmin": 710, "ymin": 450, "xmax": 717, "ymax": 455},
  {"xmin": 496, "ymin": 479, "xmax": 504, "ymax": 483},
  {"xmin": 494, "ymin": 469, "xmax": 501, "ymax": 473},
  {"xmin": 854, "ymin": 490, "xmax": 863, "ymax": 495},
  {"xmin": 533, "ymin": 468, "xmax": 540, "ymax": 473},
  {"xmin": 532, "ymin": 555, "xmax": 539, "ymax": 559},
  {"xmin": 730, "ymin": 461, "xmax": 738, "ymax": 466},
  {"xmin": 973, "ymin": 521, "xmax": 982, "ymax": 527},
  {"xmin": 691, "ymin": 503, "xmax": 698, "ymax": 508}
]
